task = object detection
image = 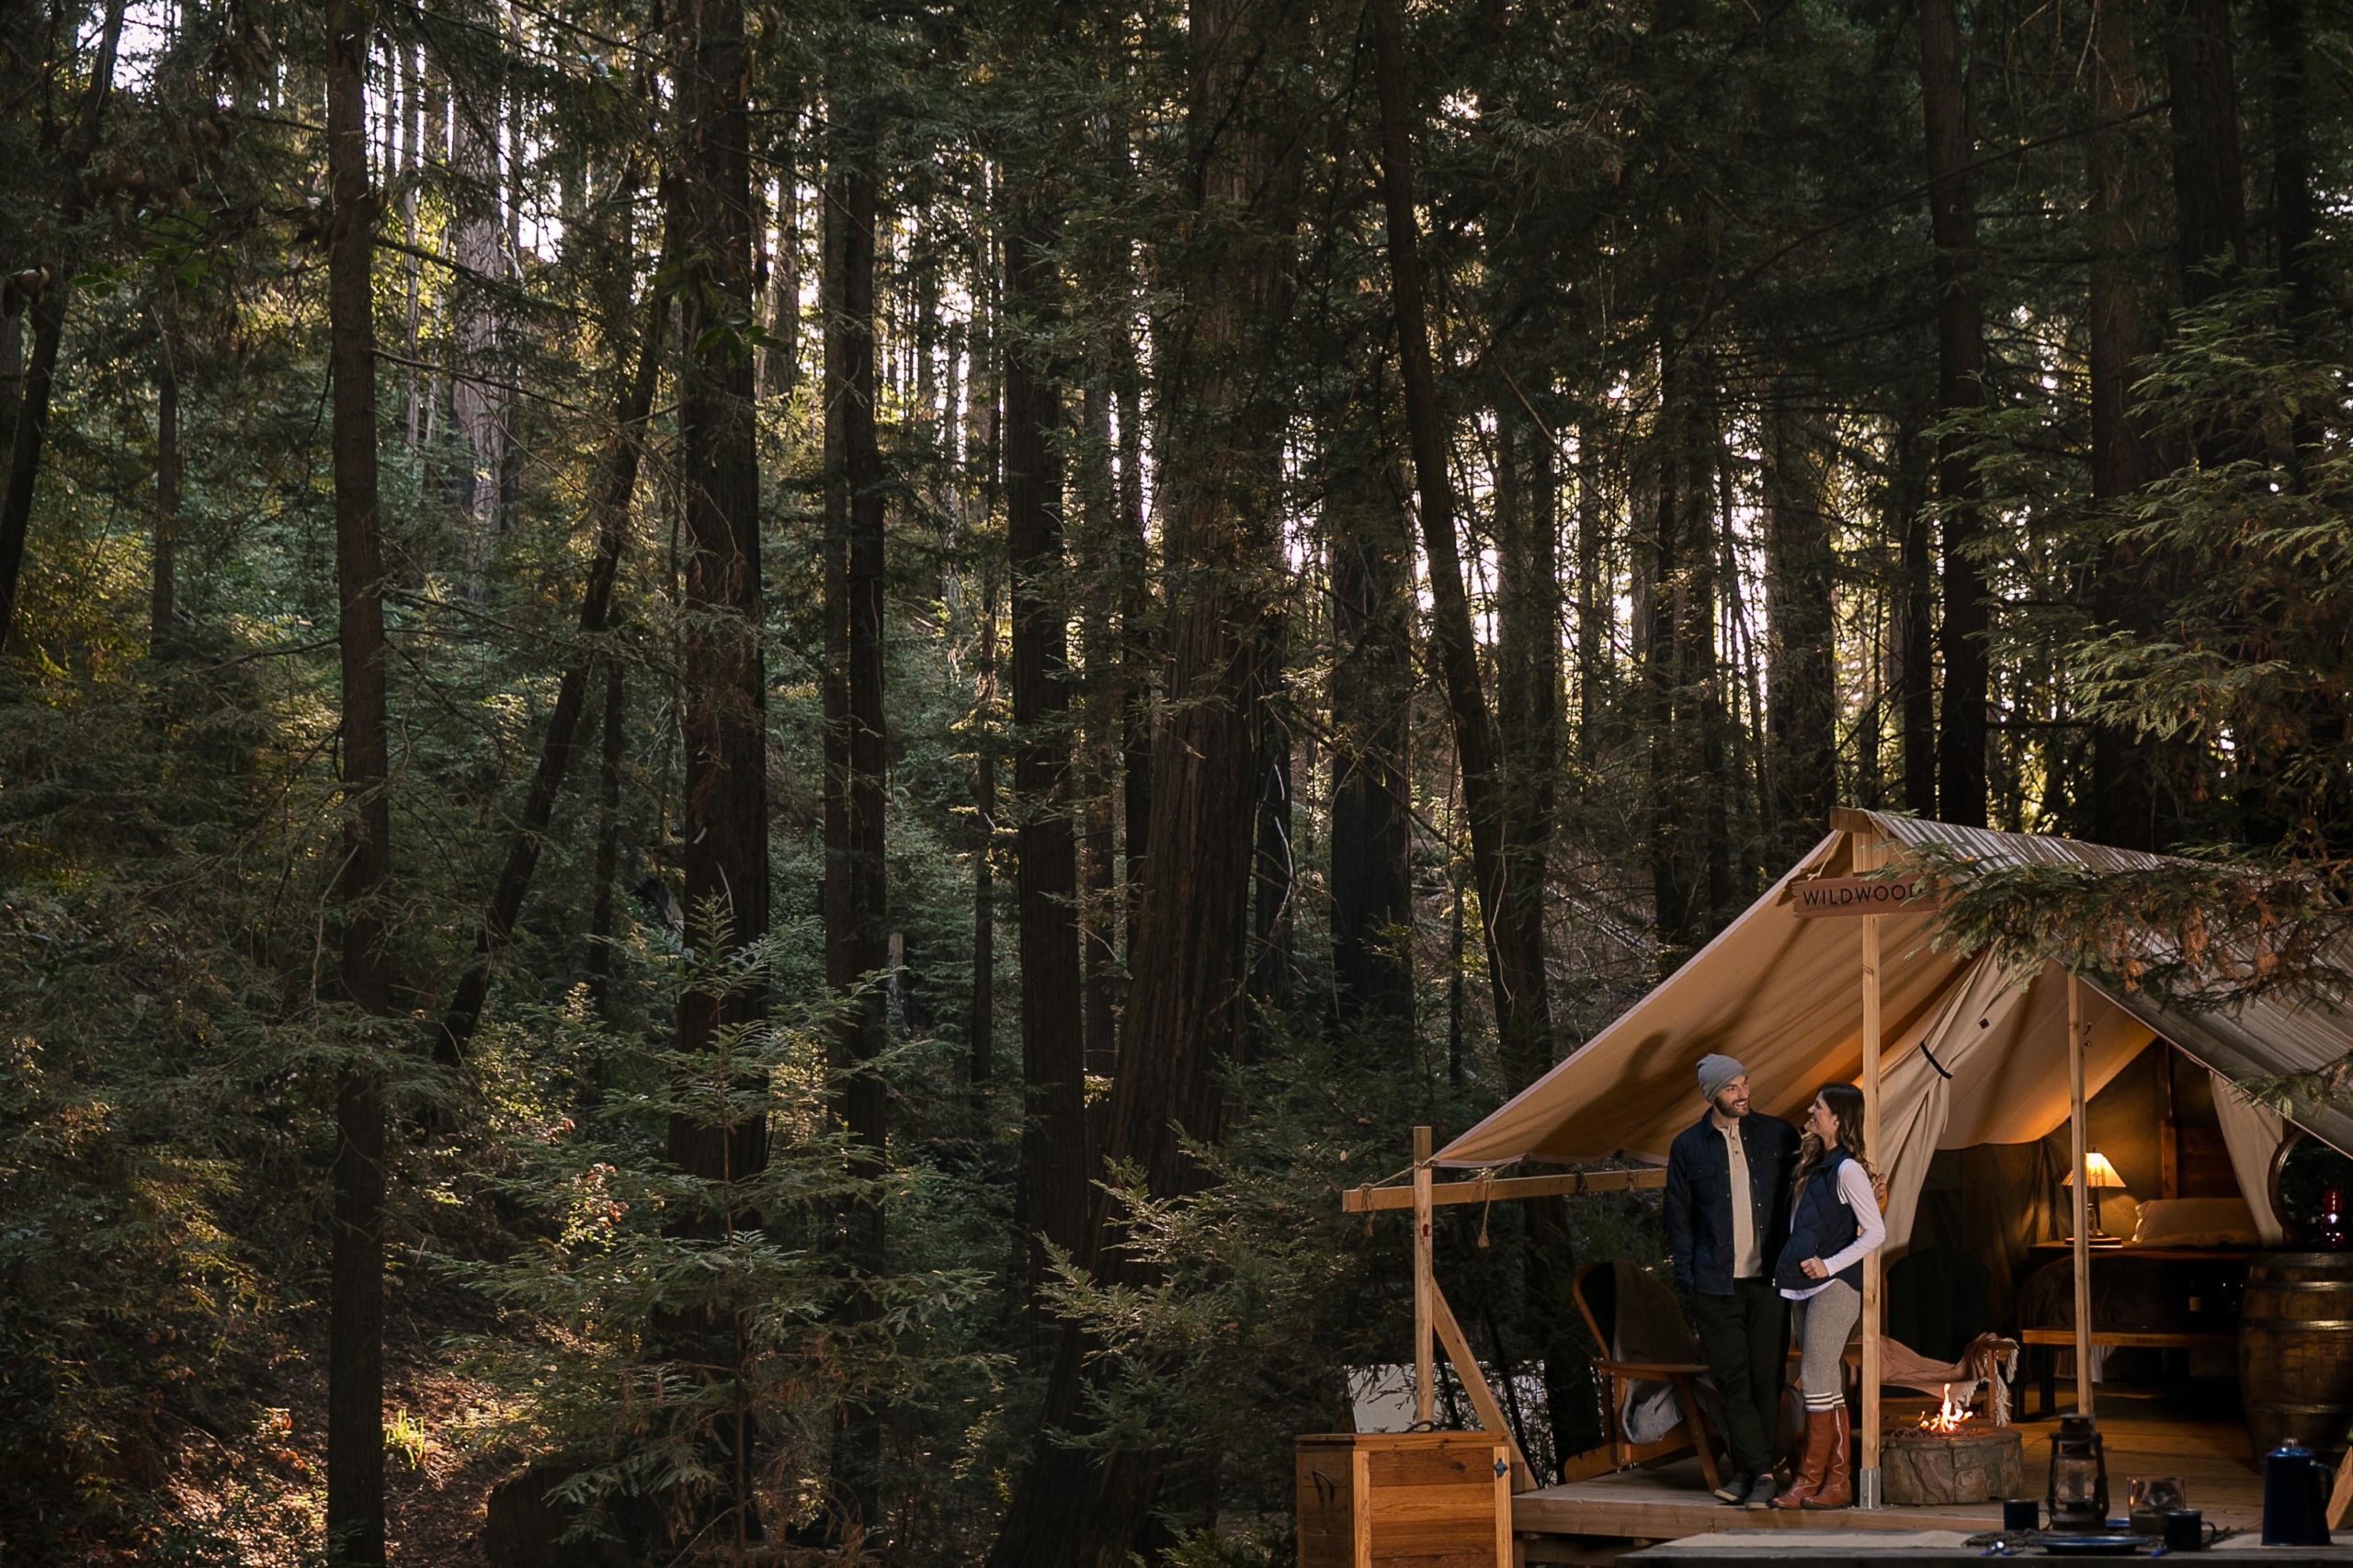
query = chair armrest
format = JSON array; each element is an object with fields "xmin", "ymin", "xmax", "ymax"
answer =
[{"xmin": 1594, "ymin": 1359, "xmax": 1711, "ymax": 1378}]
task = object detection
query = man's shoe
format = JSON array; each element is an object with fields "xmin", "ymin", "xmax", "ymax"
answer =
[
  {"xmin": 1711, "ymin": 1469, "xmax": 1747, "ymax": 1505},
  {"xmin": 1743, "ymin": 1471, "xmax": 1779, "ymax": 1509}
]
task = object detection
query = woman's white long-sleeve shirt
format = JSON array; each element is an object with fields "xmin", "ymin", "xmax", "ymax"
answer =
[{"xmin": 1779, "ymin": 1159, "xmax": 1886, "ymax": 1301}]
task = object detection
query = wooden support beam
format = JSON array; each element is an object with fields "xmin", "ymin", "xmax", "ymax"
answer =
[
  {"xmin": 1415, "ymin": 1124, "xmax": 1435, "ymax": 1428},
  {"xmin": 2069, "ymin": 973, "xmax": 2095, "ymax": 1416},
  {"xmin": 1858, "ymin": 826, "xmax": 1884, "ymax": 1506},
  {"xmin": 1429, "ymin": 1278, "xmax": 1536, "ymax": 1491},
  {"xmin": 1343, "ymin": 1166, "xmax": 1666, "ymax": 1214}
]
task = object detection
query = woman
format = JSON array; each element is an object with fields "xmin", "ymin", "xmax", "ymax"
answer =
[{"xmin": 1770, "ymin": 1082, "xmax": 1885, "ymax": 1510}]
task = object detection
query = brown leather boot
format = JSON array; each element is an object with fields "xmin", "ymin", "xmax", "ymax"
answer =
[
  {"xmin": 1803, "ymin": 1404, "xmax": 1854, "ymax": 1509},
  {"xmin": 1771, "ymin": 1409, "xmax": 1834, "ymax": 1510}
]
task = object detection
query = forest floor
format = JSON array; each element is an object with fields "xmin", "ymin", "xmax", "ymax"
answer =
[{"xmin": 147, "ymin": 1301, "xmax": 519, "ymax": 1565}]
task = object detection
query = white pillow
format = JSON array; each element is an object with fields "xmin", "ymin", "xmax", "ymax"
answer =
[{"xmin": 2130, "ymin": 1196, "xmax": 2259, "ymax": 1247}]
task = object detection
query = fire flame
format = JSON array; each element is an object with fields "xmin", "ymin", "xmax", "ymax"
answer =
[{"xmin": 1915, "ymin": 1383, "xmax": 1970, "ymax": 1434}]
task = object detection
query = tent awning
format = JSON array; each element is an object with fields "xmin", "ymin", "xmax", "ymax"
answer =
[{"xmin": 1436, "ymin": 812, "xmax": 2353, "ymax": 1168}]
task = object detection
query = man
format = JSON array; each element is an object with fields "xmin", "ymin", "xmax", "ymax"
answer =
[{"xmin": 1665, "ymin": 1053, "xmax": 1800, "ymax": 1508}]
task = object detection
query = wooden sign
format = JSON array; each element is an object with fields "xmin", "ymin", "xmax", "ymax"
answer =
[{"xmin": 1787, "ymin": 875, "xmax": 1938, "ymax": 917}]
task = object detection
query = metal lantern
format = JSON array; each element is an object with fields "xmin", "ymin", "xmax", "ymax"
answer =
[{"xmin": 2047, "ymin": 1413, "xmax": 2109, "ymax": 1532}]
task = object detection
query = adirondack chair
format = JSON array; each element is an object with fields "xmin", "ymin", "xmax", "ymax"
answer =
[{"xmin": 1572, "ymin": 1260, "xmax": 1725, "ymax": 1493}]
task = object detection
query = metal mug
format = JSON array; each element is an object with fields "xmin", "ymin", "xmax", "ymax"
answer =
[
  {"xmin": 2002, "ymin": 1498, "xmax": 2040, "ymax": 1533},
  {"xmin": 2164, "ymin": 1509, "xmax": 2219, "ymax": 1552}
]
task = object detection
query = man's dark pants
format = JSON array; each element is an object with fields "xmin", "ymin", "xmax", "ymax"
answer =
[{"xmin": 1685, "ymin": 1277, "xmax": 1788, "ymax": 1478}]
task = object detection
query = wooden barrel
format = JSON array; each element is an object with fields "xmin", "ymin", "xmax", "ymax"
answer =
[{"xmin": 2240, "ymin": 1252, "xmax": 2353, "ymax": 1462}]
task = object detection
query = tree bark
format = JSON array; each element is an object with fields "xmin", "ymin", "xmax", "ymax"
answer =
[
  {"xmin": 2167, "ymin": 0, "xmax": 2248, "ymax": 309},
  {"xmin": 820, "ymin": 85, "xmax": 889, "ymax": 1542},
  {"xmin": 324, "ymin": 6, "xmax": 393, "ymax": 1560},
  {"xmin": 2086, "ymin": 0, "xmax": 2175, "ymax": 850},
  {"xmin": 981, "ymin": 0, "xmax": 1302, "ymax": 1557},
  {"xmin": 1370, "ymin": 0, "xmax": 1552, "ymax": 1075},
  {"xmin": 972, "ymin": 574, "xmax": 999, "ymax": 1088},
  {"xmin": 151, "ymin": 320, "xmax": 180, "ymax": 652},
  {"xmin": 1248, "ymin": 612, "xmax": 1295, "ymax": 1057},
  {"xmin": 0, "ymin": 0, "xmax": 126, "ymax": 654},
  {"xmin": 449, "ymin": 6, "xmax": 507, "ymax": 596},
  {"xmin": 585, "ymin": 657, "xmax": 625, "ymax": 1021},
  {"xmin": 1078, "ymin": 371, "xmax": 1121, "ymax": 1105},
  {"xmin": 1765, "ymin": 391, "xmax": 1837, "ymax": 852},
  {"xmin": 1494, "ymin": 398, "xmax": 1559, "ymax": 1066},
  {"xmin": 1919, "ymin": 0, "xmax": 1988, "ymax": 826},
  {"xmin": 1890, "ymin": 415, "xmax": 1936, "ymax": 814},
  {"xmin": 664, "ymin": 0, "xmax": 770, "ymax": 1548},
  {"xmin": 1324, "ymin": 403, "xmax": 1413, "ymax": 1048},
  {"xmin": 1644, "ymin": 345, "xmax": 1719, "ymax": 958},
  {"xmin": 1004, "ymin": 178, "xmax": 1089, "ymax": 1314}
]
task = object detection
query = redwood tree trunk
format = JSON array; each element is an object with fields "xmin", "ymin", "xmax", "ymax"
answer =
[
  {"xmin": 820, "ymin": 88, "xmax": 889, "ymax": 1540},
  {"xmin": 2086, "ymin": 0, "xmax": 2173, "ymax": 850},
  {"xmin": 1370, "ymin": 0, "xmax": 1552, "ymax": 1071},
  {"xmin": 1004, "ymin": 186, "xmax": 1089, "ymax": 1312},
  {"xmin": 1765, "ymin": 392, "xmax": 1836, "ymax": 852},
  {"xmin": 324, "ymin": 6, "xmax": 393, "ymax": 1560},
  {"xmin": 2167, "ymin": 0, "xmax": 2248, "ymax": 308},
  {"xmin": 1919, "ymin": 0, "xmax": 1988, "ymax": 826},
  {"xmin": 1891, "ymin": 414, "xmax": 1936, "ymax": 814},
  {"xmin": 665, "ymin": 0, "xmax": 770, "ymax": 1546},
  {"xmin": 971, "ymin": 575, "xmax": 999, "ymax": 1087},
  {"xmin": 981, "ymin": 1, "xmax": 1302, "ymax": 1558},
  {"xmin": 1324, "ymin": 404, "xmax": 1413, "ymax": 1048}
]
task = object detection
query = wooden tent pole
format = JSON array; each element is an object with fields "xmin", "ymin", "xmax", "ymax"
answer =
[
  {"xmin": 2068, "ymin": 974, "xmax": 2094, "ymax": 1415},
  {"xmin": 1858, "ymin": 828, "xmax": 1883, "ymax": 1506},
  {"xmin": 1414, "ymin": 1123, "xmax": 1435, "ymax": 1427}
]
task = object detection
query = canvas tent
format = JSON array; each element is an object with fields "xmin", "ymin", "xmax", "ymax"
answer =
[
  {"xmin": 1437, "ymin": 810, "xmax": 2353, "ymax": 1247},
  {"xmin": 1404, "ymin": 808, "xmax": 2353, "ymax": 1505}
]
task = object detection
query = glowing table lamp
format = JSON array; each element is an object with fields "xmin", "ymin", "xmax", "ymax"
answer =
[{"xmin": 2063, "ymin": 1152, "xmax": 2129, "ymax": 1243}]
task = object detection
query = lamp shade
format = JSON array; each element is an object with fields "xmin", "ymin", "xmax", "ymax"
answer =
[{"xmin": 2064, "ymin": 1153, "xmax": 2128, "ymax": 1190}]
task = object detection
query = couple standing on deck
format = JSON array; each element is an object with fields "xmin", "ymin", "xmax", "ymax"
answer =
[{"xmin": 1665, "ymin": 1054, "xmax": 1885, "ymax": 1511}]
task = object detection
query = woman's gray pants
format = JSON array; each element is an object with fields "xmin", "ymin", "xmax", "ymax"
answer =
[{"xmin": 1792, "ymin": 1279, "xmax": 1860, "ymax": 1410}]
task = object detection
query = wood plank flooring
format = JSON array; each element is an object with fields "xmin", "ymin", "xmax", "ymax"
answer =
[{"xmin": 1514, "ymin": 1412, "xmax": 2265, "ymax": 1545}]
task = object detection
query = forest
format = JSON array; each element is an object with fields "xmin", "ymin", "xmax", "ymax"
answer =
[{"xmin": 1, "ymin": 0, "xmax": 2347, "ymax": 1562}]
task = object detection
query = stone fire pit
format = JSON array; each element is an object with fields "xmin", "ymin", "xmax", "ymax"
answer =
[{"xmin": 1881, "ymin": 1396, "xmax": 2025, "ymax": 1507}]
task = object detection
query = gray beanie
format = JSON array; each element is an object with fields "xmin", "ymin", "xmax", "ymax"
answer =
[{"xmin": 1697, "ymin": 1053, "xmax": 1746, "ymax": 1103}]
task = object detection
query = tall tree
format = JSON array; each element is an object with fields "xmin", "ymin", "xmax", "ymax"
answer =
[
  {"xmin": 1002, "ymin": 147, "xmax": 1089, "ymax": 1312},
  {"xmin": 665, "ymin": 0, "xmax": 770, "ymax": 1544},
  {"xmin": 0, "ymin": 0, "xmax": 125, "ymax": 654},
  {"xmin": 2167, "ymin": 0, "xmax": 2249, "ymax": 307},
  {"xmin": 430, "ymin": 266, "xmax": 667, "ymax": 1067},
  {"xmin": 820, "ymin": 79, "xmax": 890, "ymax": 1542},
  {"xmin": 1324, "ymin": 392, "xmax": 1414, "ymax": 1045},
  {"xmin": 323, "ymin": 4, "xmax": 394, "ymax": 1560},
  {"xmin": 983, "ymin": 0, "xmax": 1304, "ymax": 1556},
  {"xmin": 1919, "ymin": 0, "xmax": 1989, "ymax": 826},
  {"xmin": 2086, "ymin": 0, "xmax": 2174, "ymax": 850},
  {"xmin": 1765, "ymin": 391, "xmax": 1838, "ymax": 851},
  {"xmin": 1370, "ymin": 0, "xmax": 1552, "ymax": 1075},
  {"xmin": 449, "ymin": 6, "xmax": 508, "ymax": 594}
]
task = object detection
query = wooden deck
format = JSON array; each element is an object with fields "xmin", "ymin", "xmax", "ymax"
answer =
[{"xmin": 1514, "ymin": 1407, "xmax": 2264, "ymax": 1560}]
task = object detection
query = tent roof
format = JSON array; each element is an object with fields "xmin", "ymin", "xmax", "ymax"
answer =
[{"xmin": 1435, "ymin": 811, "xmax": 2353, "ymax": 1167}]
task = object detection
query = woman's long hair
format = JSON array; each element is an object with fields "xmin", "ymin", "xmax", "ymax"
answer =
[{"xmin": 1792, "ymin": 1081, "xmax": 1872, "ymax": 1196}]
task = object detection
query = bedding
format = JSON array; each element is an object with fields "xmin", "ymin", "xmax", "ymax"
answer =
[{"xmin": 2129, "ymin": 1196, "xmax": 2260, "ymax": 1248}]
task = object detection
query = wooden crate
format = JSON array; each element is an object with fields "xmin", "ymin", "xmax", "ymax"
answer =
[{"xmin": 1297, "ymin": 1431, "xmax": 1510, "ymax": 1568}]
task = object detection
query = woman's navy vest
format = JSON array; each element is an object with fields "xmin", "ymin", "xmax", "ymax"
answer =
[{"xmin": 1775, "ymin": 1144, "xmax": 1865, "ymax": 1293}]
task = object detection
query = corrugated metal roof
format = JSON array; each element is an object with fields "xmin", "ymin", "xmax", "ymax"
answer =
[{"xmin": 1862, "ymin": 811, "xmax": 2179, "ymax": 877}]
